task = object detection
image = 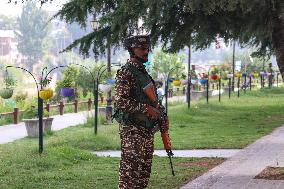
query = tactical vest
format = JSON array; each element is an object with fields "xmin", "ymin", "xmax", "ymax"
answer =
[{"xmin": 113, "ymin": 62, "xmax": 157, "ymax": 129}]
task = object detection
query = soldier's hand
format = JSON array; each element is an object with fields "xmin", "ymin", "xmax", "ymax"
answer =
[{"xmin": 146, "ymin": 105, "xmax": 161, "ymax": 119}]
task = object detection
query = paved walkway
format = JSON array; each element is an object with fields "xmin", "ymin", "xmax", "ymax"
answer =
[
  {"xmin": 181, "ymin": 125, "xmax": 284, "ymax": 189},
  {"xmin": 0, "ymin": 111, "xmax": 89, "ymax": 144},
  {"xmin": 93, "ymin": 149, "xmax": 241, "ymax": 158},
  {"xmin": 167, "ymin": 89, "xmax": 226, "ymax": 103}
]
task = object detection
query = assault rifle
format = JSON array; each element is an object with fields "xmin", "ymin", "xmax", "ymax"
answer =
[{"xmin": 143, "ymin": 82, "xmax": 175, "ymax": 176}]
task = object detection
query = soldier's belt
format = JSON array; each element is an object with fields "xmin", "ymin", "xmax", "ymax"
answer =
[
  {"xmin": 130, "ymin": 113, "xmax": 157, "ymax": 129},
  {"xmin": 132, "ymin": 113, "xmax": 148, "ymax": 121}
]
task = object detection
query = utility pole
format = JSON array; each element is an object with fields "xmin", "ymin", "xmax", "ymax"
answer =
[
  {"xmin": 106, "ymin": 45, "xmax": 112, "ymax": 124},
  {"xmin": 232, "ymin": 41, "xmax": 236, "ymax": 92},
  {"xmin": 187, "ymin": 45, "xmax": 191, "ymax": 109}
]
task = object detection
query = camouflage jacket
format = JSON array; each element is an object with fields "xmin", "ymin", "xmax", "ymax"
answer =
[
  {"xmin": 114, "ymin": 60, "xmax": 169, "ymax": 132},
  {"xmin": 114, "ymin": 60, "xmax": 149, "ymax": 114}
]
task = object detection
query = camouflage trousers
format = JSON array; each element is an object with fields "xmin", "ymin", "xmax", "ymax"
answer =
[{"xmin": 118, "ymin": 123, "xmax": 154, "ymax": 189}]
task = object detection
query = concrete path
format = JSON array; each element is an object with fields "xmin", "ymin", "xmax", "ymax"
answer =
[
  {"xmin": 0, "ymin": 111, "xmax": 89, "ymax": 144},
  {"xmin": 93, "ymin": 149, "xmax": 241, "ymax": 158},
  {"xmin": 167, "ymin": 89, "xmax": 225, "ymax": 103},
  {"xmin": 181, "ymin": 125, "xmax": 284, "ymax": 189}
]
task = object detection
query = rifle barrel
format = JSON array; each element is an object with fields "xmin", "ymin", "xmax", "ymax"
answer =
[{"xmin": 168, "ymin": 153, "xmax": 175, "ymax": 176}]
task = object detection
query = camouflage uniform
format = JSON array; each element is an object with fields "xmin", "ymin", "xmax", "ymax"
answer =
[{"xmin": 115, "ymin": 60, "xmax": 155, "ymax": 189}]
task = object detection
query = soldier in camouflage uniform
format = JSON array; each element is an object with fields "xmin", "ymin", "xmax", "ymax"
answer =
[{"xmin": 114, "ymin": 35, "xmax": 169, "ymax": 189}]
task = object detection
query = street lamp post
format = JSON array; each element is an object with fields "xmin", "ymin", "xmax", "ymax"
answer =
[
  {"xmin": 94, "ymin": 65, "xmax": 107, "ymax": 134},
  {"xmin": 277, "ymin": 72, "xmax": 279, "ymax": 87},
  {"xmin": 6, "ymin": 65, "xmax": 65, "ymax": 153},
  {"xmin": 237, "ymin": 77, "xmax": 240, "ymax": 98},
  {"xmin": 219, "ymin": 73, "xmax": 221, "ymax": 102},
  {"xmin": 187, "ymin": 46, "xmax": 191, "ymax": 109},
  {"xmin": 232, "ymin": 41, "xmax": 236, "ymax": 92},
  {"xmin": 165, "ymin": 67, "xmax": 179, "ymax": 114},
  {"xmin": 91, "ymin": 19, "xmax": 113, "ymax": 124},
  {"xmin": 249, "ymin": 75, "xmax": 252, "ymax": 91},
  {"xmin": 106, "ymin": 45, "xmax": 113, "ymax": 124}
]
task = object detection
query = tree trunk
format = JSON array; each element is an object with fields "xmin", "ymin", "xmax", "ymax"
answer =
[{"xmin": 272, "ymin": 1, "xmax": 284, "ymax": 79}]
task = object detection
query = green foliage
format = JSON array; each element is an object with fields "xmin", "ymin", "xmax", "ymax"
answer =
[
  {"xmin": 76, "ymin": 68, "xmax": 94, "ymax": 97},
  {"xmin": 3, "ymin": 71, "xmax": 16, "ymax": 89},
  {"xmin": 152, "ymin": 50, "xmax": 186, "ymax": 80},
  {"xmin": 223, "ymin": 50, "xmax": 273, "ymax": 73},
  {"xmin": 57, "ymin": 66, "xmax": 78, "ymax": 88},
  {"xmin": 59, "ymin": 77, "xmax": 74, "ymax": 88},
  {"xmin": 54, "ymin": 65, "xmax": 79, "ymax": 102},
  {"xmin": 10, "ymin": 0, "xmax": 284, "ymax": 78},
  {"xmin": 0, "ymin": 14, "xmax": 18, "ymax": 30},
  {"xmin": 39, "ymin": 76, "xmax": 52, "ymax": 88},
  {"xmin": 15, "ymin": 1, "xmax": 51, "ymax": 71},
  {"xmin": 13, "ymin": 91, "xmax": 28, "ymax": 102},
  {"xmin": 75, "ymin": 60, "xmax": 115, "ymax": 98},
  {"xmin": 210, "ymin": 67, "xmax": 220, "ymax": 75},
  {"xmin": 22, "ymin": 105, "xmax": 49, "ymax": 119},
  {"xmin": 22, "ymin": 106, "xmax": 38, "ymax": 119},
  {"xmin": 37, "ymin": 0, "xmax": 279, "ymax": 60}
]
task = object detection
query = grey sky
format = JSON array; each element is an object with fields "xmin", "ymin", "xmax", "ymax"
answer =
[{"xmin": 0, "ymin": 0, "xmax": 65, "ymax": 16}]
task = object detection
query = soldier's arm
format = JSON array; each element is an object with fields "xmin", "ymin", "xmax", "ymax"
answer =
[
  {"xmin": 160, "ymin": 111, "xmax": 169, "ymax": 133},
  {"xmin": 114, "ymin": 68, "xmax": 148, "ymax": 114}
]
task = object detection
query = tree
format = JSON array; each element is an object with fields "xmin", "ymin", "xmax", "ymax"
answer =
[
  {"xmin": 0, "ymin": 15, "xmax": 18, "ymax": 30},
  {"xmin": 151, "ymin": 50, "xmax": 186, "ymax": 80},
  {"xmin": 15, "ymin": 1, "xmax": 51, "ymax": 71},
  {"xmin": 223, "ymin": 50, "xmax": 272, "ymax": 73},
  {"xmin": 11, "ymin": 1, "xmax": 284, "ymax": 78}
]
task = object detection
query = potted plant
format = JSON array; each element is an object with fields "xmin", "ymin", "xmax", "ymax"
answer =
[
  {"xmin": 223, "ymin": 73, "xmax": 234, "ymax": 93},
  {"xmin": 39, "ymin": 76, "xmax": 53, "ymax": 100},
  {"xmin": 199, "ymin": 73, "xmax": 208, "ymax": 85},
  {"xmin": 189, "ymin": 73, "xmax": 206, "ymax": 100},
  {"xmin": 236, "ymin": 72, "xmax": 242, "ymax": 78},
  {"xmin": 60, "ymin": 77, "xmax": 75, "ymax": 97},
  {"xmin": 172, "ymin": 79, "xmax": 181, "ymax": 86},
  {"xmin": 99, "ymin": 83, "xmax": 112, "ymax": 93},
  {"xmin": 173, "ymin": 73, "xmax": 186, "ymax": 87},
  {"xmin": 22, "ymin": 106, "xmax": 53, "ymax": 137},
  {"xmin": 210, "ymin": 74, "xmax": 219, "ymax": 81},
  {"xmin": 0, "ymin": 72, "xmax": 16, "ymax": 99},
  {"xmin": 210, "ymin": 67, "xmax": 220, "ymax": 81}
]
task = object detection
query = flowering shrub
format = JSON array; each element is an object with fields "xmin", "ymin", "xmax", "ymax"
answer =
[{"xmin": 39, "ymin": 76, "xmax": 52, "ymax": 88}]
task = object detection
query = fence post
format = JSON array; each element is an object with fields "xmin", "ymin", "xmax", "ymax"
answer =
[
  {"xmin": 87, "ymin": 98, "xmax": 92, "ymax": 111},
  {"xmin": 169, "ymin": 89, "xmax": 173, "ymax": 97},
  {"xmin": 59, "ymin": 101, "xmax": 64, "ymax": 115},
  {"xmin": 74, "ymin": 99, "xmax": 78, "ymax": 113},
  {"xmin": 13, "ymin": 108, "xmax": 19, "ymax": 124},
  {"xmin": 46, "ymin": 103, "xmax": 50, "ymax": 116}
]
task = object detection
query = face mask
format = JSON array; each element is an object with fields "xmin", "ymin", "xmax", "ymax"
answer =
[
  {"xmin": 143, "ymin": 53, "xmax": 152, "ymax": 66},
  {"xmin": 135, "ymin": 56, "xmax": 148, "ymax": 63}
]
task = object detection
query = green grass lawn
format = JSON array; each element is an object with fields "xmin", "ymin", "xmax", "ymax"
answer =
[
  {"xmin": 1, "ymin": 87, "xmax": 284, "ymax": 188},
  {"xmin": 44, "ymin": 87, "xmax": 284, "ymax": 150},
  {"xmin": 0, "ymin": 136, "xmax": 224, "ymax": 189},
  {"xmin": 168, "ymin": 87, "xmax": 284, "ymax": 149}
]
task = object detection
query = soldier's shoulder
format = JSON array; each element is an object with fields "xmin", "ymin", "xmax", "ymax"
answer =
[{"xmin": 116, "ymin": 64, "xmax": 134, "ymax": 78}]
